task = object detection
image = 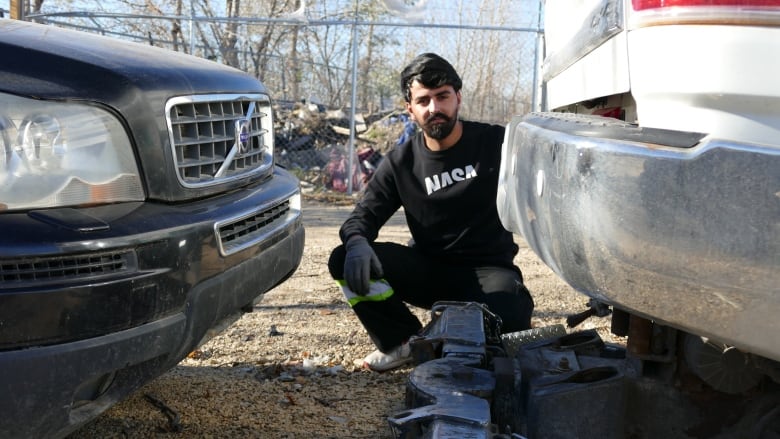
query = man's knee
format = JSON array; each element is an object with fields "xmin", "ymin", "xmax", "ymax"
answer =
[
  {"xmin": 484, "ymin": 284, "xmax": 534, "ymax": 333},
  {"xmin": 328, "ymin": 245, "xmax": 346, "ymax": 280}
]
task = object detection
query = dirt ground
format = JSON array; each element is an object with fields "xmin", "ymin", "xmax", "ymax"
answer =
[{"xmin": 69, "ymin": 198, "xmax": 620, "ymax": 439}]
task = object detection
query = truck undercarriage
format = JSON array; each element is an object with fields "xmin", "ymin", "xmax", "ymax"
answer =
[{"xmin": 390, "ymin": 301, "xmax": 780, "ymax": 439}]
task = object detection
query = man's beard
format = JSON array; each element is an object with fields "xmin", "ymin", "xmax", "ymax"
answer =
[{"xmin": 423, "ymin": 111, "xmax": 457, "ymax": 140}]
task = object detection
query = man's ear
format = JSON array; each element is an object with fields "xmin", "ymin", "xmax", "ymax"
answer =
[{"xmin": 405, "ymin": 102, "xmax": 415, "ymax": 120}]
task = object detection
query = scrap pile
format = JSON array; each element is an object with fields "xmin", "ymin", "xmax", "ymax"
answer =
[{"xmin": 274, "ymin": 101, "xmax": 415, "ymax": 193}]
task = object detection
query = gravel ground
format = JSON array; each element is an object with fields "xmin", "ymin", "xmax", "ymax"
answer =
[{"xmin": 69, "ymin": 198, "xmax": 621, "ymax": 439}]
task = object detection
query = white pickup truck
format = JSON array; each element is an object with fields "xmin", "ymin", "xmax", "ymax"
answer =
[{"xmin": 499, "ymin": 0, "xmax": 780, "ymax": 383}]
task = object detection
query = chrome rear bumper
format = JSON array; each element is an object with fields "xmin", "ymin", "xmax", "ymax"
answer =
[{"xmin": 498, "ymin": 112, "xmax": 780, "ymax": 362}]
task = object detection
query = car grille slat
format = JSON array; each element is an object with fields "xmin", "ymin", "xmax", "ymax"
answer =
[
  {"xmin": 175, "ymin": 135, "xmax": 234, "ymax": 146},
  {"xmin": 0, "ymin": 251, "xmax": 135, "ymax": 285},
  {"xmin": 217, "ymin": 200, "xmax": 293, "ymax": 256},
  {"xmin": 166, "ymin": 94, "xmax": 274, "ymax": 187}
]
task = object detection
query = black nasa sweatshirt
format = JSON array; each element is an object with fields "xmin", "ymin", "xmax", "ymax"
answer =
[{"xmin": 339, "ymin": 120, "xmax": 518, "ymax": 268}]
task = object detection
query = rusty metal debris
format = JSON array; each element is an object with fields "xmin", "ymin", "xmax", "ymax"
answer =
[{"xmin": 143, "ymin": 393, "xmax": 182, "ymax": 433}]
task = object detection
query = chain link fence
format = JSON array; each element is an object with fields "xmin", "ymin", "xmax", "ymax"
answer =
[{"xmin": 7, "ymin": 1, "xmax": 542, "ymax": 197}]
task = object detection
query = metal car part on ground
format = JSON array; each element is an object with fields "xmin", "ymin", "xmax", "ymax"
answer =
[{"xmin": 392, "ymin": 302, "xmax": 780, "ymax": 438}]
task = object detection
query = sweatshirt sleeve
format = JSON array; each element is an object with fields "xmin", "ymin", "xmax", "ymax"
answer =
[{"xmin": 338, "ymin": 150, "xmax": 403, "ymax": 244}]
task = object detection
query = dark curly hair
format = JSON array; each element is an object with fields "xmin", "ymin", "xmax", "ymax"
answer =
[{"xmin": 400, "ymin": 53, "xmax": 462, "ymax": 103}]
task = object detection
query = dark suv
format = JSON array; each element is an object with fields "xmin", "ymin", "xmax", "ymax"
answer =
[{"xmin": 0, "ymin": 20, "xmax": 304, "ymax": 438}]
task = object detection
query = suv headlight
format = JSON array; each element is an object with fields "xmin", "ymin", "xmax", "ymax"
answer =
[{"xmin": 0, "ymin": 92, "xmax": 144, "ymax": 211}]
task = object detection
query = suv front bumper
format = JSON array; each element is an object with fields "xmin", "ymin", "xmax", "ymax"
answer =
[{"xmin": 0, "ymin": 167, "xmax": 305, "ymax": 438}]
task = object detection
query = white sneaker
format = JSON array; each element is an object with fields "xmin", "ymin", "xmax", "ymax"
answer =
[{"xmin": 361, "ymin": 343, "xmax": 412, "ymax": 372}]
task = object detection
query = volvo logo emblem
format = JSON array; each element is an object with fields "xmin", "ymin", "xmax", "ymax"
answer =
[{"xmin": 235, "ymin": 118, "xmax": 251, "ymax": 155}]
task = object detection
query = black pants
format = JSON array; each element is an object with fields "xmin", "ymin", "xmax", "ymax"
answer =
[{"xmin": 328, "ymin": 242, "xmax": 534, "ymax": 353}]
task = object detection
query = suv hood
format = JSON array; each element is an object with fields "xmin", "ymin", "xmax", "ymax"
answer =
[{"xmin": 0, "ymin": 19, "xmax": 266, "ymax": 100}]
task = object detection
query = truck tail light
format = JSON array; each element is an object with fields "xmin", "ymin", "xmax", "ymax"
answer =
[
  {"xmin": 635, "ymin": 0, "xmax": 780, "ymax": 7},
  {"xmin": 630, "ymin": 0, "xmax": 780, "ymax": 27}
]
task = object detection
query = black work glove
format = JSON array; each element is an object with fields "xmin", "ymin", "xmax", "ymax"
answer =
[{"xmin": 343, "ymin": 236, "xmax": 383, "ymax": 296}]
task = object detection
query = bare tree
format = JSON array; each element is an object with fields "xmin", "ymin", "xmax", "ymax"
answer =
[
  {"xmin": 242, "ymin": 0, "xmax": 297, "ymax": 85},
  {"xmin": 196, "ymin": 0, "xmax": 241, "ymax": 67},
  {"xmin": 287, "ymin": 4, "xmax": 301, "ymax": 102},
  {"xmin": 171, "ymin": 0, "xmax": 185, "ymax": 53},
  {"xmin": 27, "ymin": 0, "xmax": 538, "ymax": 122}
]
